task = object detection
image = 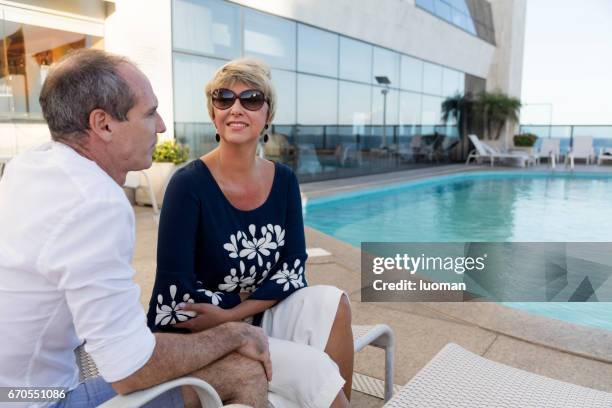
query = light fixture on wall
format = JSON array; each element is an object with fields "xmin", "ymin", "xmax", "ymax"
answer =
[{"xmin": 375, "ymin": 76, "xmax": 391, "ymax": 147}]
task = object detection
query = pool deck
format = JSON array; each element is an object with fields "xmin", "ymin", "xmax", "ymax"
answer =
[{"xmin": 131, "ymin": 163, "xmax": 612, "ymax": 407}]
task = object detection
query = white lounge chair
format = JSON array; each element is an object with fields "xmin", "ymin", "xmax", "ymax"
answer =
[
  {"xmin": 0, "ymin": 155, "xmax": 12, "ymax": 178},
  {"xmin": 466, "ymin": 135, "xmax": 534, "ymax": 167},
  {"xmin": 565, "ymin": 136, "xmax": 595, "ymax": 169},
  {"xmin": 78, "ymin": 324, "xmax": 396, "ymax": 406},
  {"xmin": 597, "ymin": 147, "xmax": 612, "ymax": 165},
  {"xmin": 124, "ymin": 170, "xmax": 159, "ymax": 218},
  {"xmin": 535, "ymin": 138, "xmax": 560, "ymax": 168},
  {"xmin": 384, "ymin": 343, "xmax": 612, "ymax": 407}
]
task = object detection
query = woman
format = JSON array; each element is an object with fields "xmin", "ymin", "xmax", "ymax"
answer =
[{"xmin": 146, "ymin": 59, "xmax": 353, "ymax": 408}]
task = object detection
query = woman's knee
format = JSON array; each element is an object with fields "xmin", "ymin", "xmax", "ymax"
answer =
[{"xmin": 335, "ymin": 293, "xmax": 352, "ymax": 324}]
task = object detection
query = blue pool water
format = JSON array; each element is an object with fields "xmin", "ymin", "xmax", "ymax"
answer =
[{"xmin": 304, "ymin": 172, "xmax": 612, "ymax": 331}]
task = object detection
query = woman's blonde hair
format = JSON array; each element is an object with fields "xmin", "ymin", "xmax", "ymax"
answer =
[{"xmin": 205, "ymin": 58, "xmax": 276, "ymax": 125}]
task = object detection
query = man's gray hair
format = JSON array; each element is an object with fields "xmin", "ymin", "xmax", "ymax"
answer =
[{"xmin": 39, "ymin": 49, "xmax": 137, "ymax": 142}]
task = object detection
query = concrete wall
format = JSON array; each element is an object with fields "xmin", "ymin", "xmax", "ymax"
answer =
[
  {"xmin": 229, "ymin": 0, "xmax": 496, "ymax": 78},
  {"xmin": 487, "ymin": 0, "xmax": 527, "ymax": 146},
  {"xmin": 487, "ymin": 0, "xmax": 527, "ymax": 97}
]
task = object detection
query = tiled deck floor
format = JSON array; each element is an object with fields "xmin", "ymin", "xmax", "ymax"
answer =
[{"xmin": 132, "ymin": 163, "xmax": 612, "ymax": 407}]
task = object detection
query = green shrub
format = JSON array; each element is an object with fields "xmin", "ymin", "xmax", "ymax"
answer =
[
  {"xmin": 152, "ymin": 140, "xmax": 189, "ymax": 164},
  {"xmin": 513, "ymin": 133, "xmax": 538, "ymax": 147}
]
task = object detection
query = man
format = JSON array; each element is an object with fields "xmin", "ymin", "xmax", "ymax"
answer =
[{"xmin": 0, "ymin": 49, "xmax": 270, "ymax": 408}]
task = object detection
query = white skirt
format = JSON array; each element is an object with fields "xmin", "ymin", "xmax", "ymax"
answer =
[{"xmin": 261, "ymin": 285, "xmax": 346, "ymax": 408}]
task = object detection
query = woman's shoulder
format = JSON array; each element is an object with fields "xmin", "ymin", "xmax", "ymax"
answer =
[
  {"xmin": 270, "ymin": 160, "xmax": 298, "ymax": 185},
  {"xmin": 166, "ymin": 159, "xmax": 209, "ymax": 193}
]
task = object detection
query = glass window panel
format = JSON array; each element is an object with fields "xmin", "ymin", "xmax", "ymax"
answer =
[
  {"xmin": 372, "ymin": 47, "xmax": 399, "ymax": 87},
  {"xmin": 421, "ymin": 95, "xmax": 444, "ymax": 125},
  {"xmin": 297, "ymin": 74, "xmax": 337, "ymax": 125},
  {"xmin": 371, "ymin": 86, "xmax": 398, "ymax": 126},
  {"xmin": 244, "ymin": 9, "xmax": 296, "ymax": 70},
  {"xmin": 434, "ymin": 0, "xmax": 452, "ymax": 21},
  {"xmin": 422, "ymin": 62, "xmax": 443, "ymax": 95},
  {"xmin": 399, "ymin": 91, "xmax": 421, "ymax": 128},
  {"xmin": 442, "ymin": 67, "xmax": 462, "ymax": 97},
  {"xmin": 0, "ymin": 19, "xmax": 101, "ymax": 119},
  {"xmin": 466, "ymin": 16, "xmax": 477, "ymax": 35},
  {"xmin": 416, "ymin": 0, "xmax": 435, "ymax": 13},
  {"xmin": 400, "ymin": 55, "xmax": 423, "ymax": 92},
  {"xmin": 173, "ymin": 53, "xmax": 224, "ymax": 123},
  {"xmin": 451, "ymin": 9, "xmax": 467, "ymax": 29},
  {"xmin": 270, "ymin": 69, "xmax": 295, "ymax": 125},
  {"xmin": 297, "ymin": 24, "xmax": 338, "ymax": 77},
  {"xmin": 449, "ymin": 0, "xmax": 469, "ymax": 14},
  {"xmin": 338, "ymin": 81, "xmax": 371, "ymax": 126},
  {"xmin": 339, "ymin": 37, "xmax": 372, "ymax": 83},
  {"xmin": 172, "ymin": 0, "xmax": 240, "ymax": 59}
]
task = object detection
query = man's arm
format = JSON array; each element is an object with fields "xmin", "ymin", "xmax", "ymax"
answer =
[{"xmin": 112, "ymin": 321, "xmax": 271, "ymax": 395}]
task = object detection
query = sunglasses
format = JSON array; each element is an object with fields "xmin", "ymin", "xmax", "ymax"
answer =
[{"xmin": 211, "ymin": 88, "xmax": 268, "ymax": 111}]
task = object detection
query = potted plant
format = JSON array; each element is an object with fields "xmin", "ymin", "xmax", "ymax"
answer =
[
  {"xmin": 136, "ymin": 140, "xmax": 190, "ymax": 206},
  {"xmin": 512, "ymin": 133, "xmax": 538, "ymax": 154}
]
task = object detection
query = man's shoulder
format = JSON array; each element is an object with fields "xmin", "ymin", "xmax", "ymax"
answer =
[{"xmin": 10, "ymin": 142, "xmax": 127, "ymax": 205}]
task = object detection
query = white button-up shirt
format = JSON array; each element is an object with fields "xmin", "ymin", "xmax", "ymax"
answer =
[{"xmin": 0, "ymin": 142, "xmax": 155, "ymax": 403}]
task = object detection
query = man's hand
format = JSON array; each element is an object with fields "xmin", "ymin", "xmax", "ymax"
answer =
[
  {"xmin": 174, "ymin": 303, "xmax": 234, "ymax": 332},
  {"xmin": 233, "ymin": 323, "xmax": 272, "ymax": 381}
]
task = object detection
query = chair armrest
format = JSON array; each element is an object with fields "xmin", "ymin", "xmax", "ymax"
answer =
[{"xmin": 98, "ymin": 376, "xmax": 223, "ymax": 408}]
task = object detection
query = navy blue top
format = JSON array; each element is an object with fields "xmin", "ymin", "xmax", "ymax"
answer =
[{"xmin": 146, "ymin": 159, "xmax": 308, "ymax": 331}]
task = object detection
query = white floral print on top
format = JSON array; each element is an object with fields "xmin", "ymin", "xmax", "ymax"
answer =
[
  {"xmin": 270, "ymin": 259, "xmax": 306, "ymax": 292},
  {"xmin": 155, "ymin": 284, "xmax": 195, "ymax": 326},
  {"xmin": 219, "ymin": 225, "xmax": 286, "ymax": 293},
  {"xmin": 239, "ymin": 224, "xmax": 279, "ymax": 267}
]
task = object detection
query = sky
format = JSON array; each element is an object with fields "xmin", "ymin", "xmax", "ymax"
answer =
[{"xmin": 520, "ymin": 0, "xmax": 612, "ymax": 125}]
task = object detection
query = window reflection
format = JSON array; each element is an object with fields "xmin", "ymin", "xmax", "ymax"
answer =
[
  {"xmin": 422, "ymin": 62, "xmax": 442, "ymax": 96},
  {"xmin": 400, "ymin": 55, "xmax": 423, "ymax": 92},
  {"xmin": 270, "ymin": 69, "xmax": 296, "ymax": 125},
  {"xmin": 373, "ymin": 47, "xmax": 399, "ymax": 86},
  {"xmin": 339, "ymin": 37, "xmax": 372, "ymax": 83},
  {"xmin": 0, "ymin": 19, "xmax": 101, "ymax": 119},
  {"xmin": 244, "ymin": 9, "xmax": 296, "ymax": 70},
  {"xmin": 338, "ymin": 81, "xmax": 371, "ymax": 127},
  {"xmin": 371, "ymin": 86, "xmax": 398, "ymax": 126},
  {"xmin": 399, "ymin": 91, "xmax": 422, "ymax": 134},
  {"xmin": 442, "ymin": 67, "xmax": 462, "ymax": 97},
  {"xmin": 415, "ymin": 0, "xmax": 495, "ymax": 45},
  {"xmin": 172, "ymin": 0, "xmax": 240, "ymax": 59},
  {"xmin": 297, "ymin": 24, "xmax": 338, "ymax": 78},
  {"xmin": 297, "ymin": 74, "xmax": 337, "ymax": 125},
  {"xmin": 173, "ymin": 54, "xmax": 223, "ymax": 124}
]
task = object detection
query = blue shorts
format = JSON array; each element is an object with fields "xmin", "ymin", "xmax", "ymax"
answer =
[{"xmin": 51, "ymin": 376, "xmax": 183, "ymax": 408}]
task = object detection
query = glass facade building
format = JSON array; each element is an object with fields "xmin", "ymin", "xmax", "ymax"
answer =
[{"xmin": 172, "ymin": 0, "xmax": 488, "ymax": 181}]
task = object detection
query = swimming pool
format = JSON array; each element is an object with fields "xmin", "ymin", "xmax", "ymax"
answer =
[{"xmin": 304, "ymin": 171, "xmax": 612, "ymax": 331}]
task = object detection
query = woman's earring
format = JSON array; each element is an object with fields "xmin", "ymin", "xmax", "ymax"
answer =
[
  {"xmin": 215, "ymin": 133, "xmax": 220, "ymax": 142},
  {"xmin": 263, "ymin": 124, "xmax": 269, "ymax": 143}
]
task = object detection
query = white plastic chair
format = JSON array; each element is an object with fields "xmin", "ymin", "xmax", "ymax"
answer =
[
  {"xmin": 535, "ymin": 138, "xmax": 560, "ymax": 168},
  {"xmin": 78, "ymin": 324, "xmax": 396, "ymax": 406},
  {"xmin": 466, "ymin": 135, "xmax": 534, "ymax": 167},
  {"xmin": 597, "ymin": 147, "xmax": 612, "ymax": 165},
  {"xmin": 124, "ymin": 171, "xmax": 159, "ymax": 217},
  {"xmin": 565, "ymin": 136, "xmax": 595, "ymax": 169},
  {"xmin": 0, "ymin": 155, "xmax": 12, "ymax": 178}
]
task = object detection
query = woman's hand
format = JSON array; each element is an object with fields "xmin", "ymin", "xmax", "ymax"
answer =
[
  {"xmin": 173, "ymin": 302, "xmax": 236, "ymax": 332},
  {"xmin": 239, "ymin": 291, "xmax": 250, "ymax": 302}
]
